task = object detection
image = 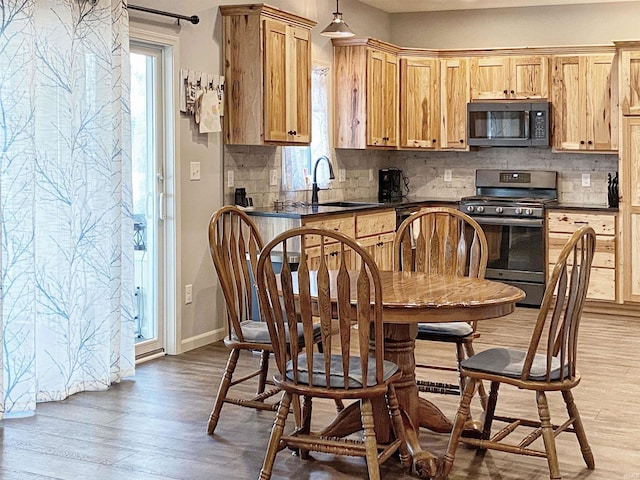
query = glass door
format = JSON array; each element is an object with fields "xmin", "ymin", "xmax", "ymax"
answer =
[{"xmin": 130, "ymin": 43, "xmax": 165, "ymax": 358}]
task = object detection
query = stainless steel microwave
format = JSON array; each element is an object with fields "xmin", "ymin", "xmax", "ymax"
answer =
[{"xmin": 467, "ymin": 101, "xmax": 550, "ymax": 147}]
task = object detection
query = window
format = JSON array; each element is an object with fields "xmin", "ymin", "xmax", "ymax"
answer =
[{"xmin": 282, "ymin": 65, "xmax": 331, "ymax": 191}]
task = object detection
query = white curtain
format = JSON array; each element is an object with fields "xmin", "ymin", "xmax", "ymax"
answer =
[{"xmin": 0, "ymin": 0, "xmax": 135, "ymax": 417}]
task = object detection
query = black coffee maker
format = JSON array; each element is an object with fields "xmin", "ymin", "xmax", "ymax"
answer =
[{"xmin": 378, "ymin": 168, "xmax": 403, "ymax": 202}]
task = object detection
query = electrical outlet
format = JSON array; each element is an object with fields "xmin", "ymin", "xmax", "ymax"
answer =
[
  {"xmin": 369, "ymin": 169, "xmax": 374, "ymax": 182},
  {"xmin": 227, "ymin": 170, "xmax": 234, "ymax": 188},
  {"xmin": 444, "ymin": 169, "xmax": 452, "ymax": 182},
  {"xmin": 339, "ymin": 169, "xmax": 346, "ymax": 183},
  {"xmin": 189, "ymin": 162, "xmax": 200, "ymax": 181},
  {"xmin": 270, "ymin": 169, "xmax": 278, "ymax": 186},
  {"xmin": 185, "ymin": 284, "xmax": 193, "ymax": 304},
  {"xmin": 582, "ymin": 173, "xmax": 591, "ymax": 187}
]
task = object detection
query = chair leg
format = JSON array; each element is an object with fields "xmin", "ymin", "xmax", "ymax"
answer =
[
  {"xmin": 482, "ymin": 381, "xmax": 500, "ymax": 441},
  {"xmin": 259, "ymin": 392, "xmax": 292, "ymax": 480},
  {"xmin": 207, "ymin": 348, "xmax": 240, "ymax": 435},
  {"xmin": 536, "ymin": 391, "xmax": 562, "ymax": 480},
  {"xmin": 562, "ymin": 389, "xmax": 595, "ymax": 469},
  {"xmin": 443, "ymin": 378, "xmax": 477, "ymax": 477},
  {"xmin": 387, "ymin": 384, "xmax": 412, "ymax": 468},
  {"xmin": 463, "ymin": 341, "xmax": 488, "ymax": 411},
  {"xmin": 257, "ymin": 349, "xmax": 270, "ymax": 395},
  {"xmin": 361, "ymin": 398, "xmax": 381, "ymax": 480},
  {"xmin": 299, "ymin": 395, "xmax": 313, "ymax": 460}
]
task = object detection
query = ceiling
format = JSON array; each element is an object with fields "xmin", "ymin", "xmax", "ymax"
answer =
[{"xmin": 357, "ymin": 0, "xmax": 639, "ymax": 13}]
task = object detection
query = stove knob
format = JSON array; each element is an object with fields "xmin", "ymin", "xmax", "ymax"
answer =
[
  {"xmin": 495, "ymin": 206, "xmax": 504, "ymax": 214},
  {"xmin": 525, "ymin": 208, "xmax": 533, "ymax": 215},
  {"xmin": 514, "ymin": 207, "xmax": 523, "ymax": 215},
  {"xmin": 466, "ymin": 205, "xmax": 475, "ymax": 213},
  {"xmin": 476, "ymin": 206, "xmax": 484, "ymax": 213}
]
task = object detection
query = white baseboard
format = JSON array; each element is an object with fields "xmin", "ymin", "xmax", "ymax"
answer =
[{"xmin": 178, "ymin": 327, "xmax": 226, "ymax": 354}]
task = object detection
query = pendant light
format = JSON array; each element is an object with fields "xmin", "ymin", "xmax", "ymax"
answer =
[{"xmin": 320, "ymin": 0, "xmax": 355, "ymax": 38}]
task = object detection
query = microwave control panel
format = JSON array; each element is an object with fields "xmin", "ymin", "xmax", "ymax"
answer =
[{"xmin": 532, "ymin": 111, "xmax": 547, "ymax": 140}]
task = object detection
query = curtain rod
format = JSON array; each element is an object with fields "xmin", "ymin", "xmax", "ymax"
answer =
[{"xmin": 128, "ymin": 4, "xmax": 200, "ymax": 25}]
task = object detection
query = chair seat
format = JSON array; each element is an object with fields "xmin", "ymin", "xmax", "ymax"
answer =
[
  {"xmin": 286, "ymin": 353, "xmax": 399, "ymax": 388},
  {"xmin": 461, "ymin": 348, "xmax": 566, "ymax": 381},
  {"xmin": 231, "ymin": 320, "xmax": 321, "ymax": 344},
  {"xmin": 417, "ymin": 321, "xmax": 474, "ymax": 339}
]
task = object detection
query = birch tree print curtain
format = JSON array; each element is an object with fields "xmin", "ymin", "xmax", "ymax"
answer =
[{"xmin": 0, "ymin": 0, "xmax": 135, "ymax": 417}]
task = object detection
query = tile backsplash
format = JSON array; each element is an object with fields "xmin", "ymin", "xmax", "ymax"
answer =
[{"xmin": 223, "ymin": 145, "xmax": 618, "ymax": 208}]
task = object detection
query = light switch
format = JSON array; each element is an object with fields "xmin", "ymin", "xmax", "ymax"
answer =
[
  {"xmin": 270, "ymin": 169, "xmax": 278, "ymax": 186},
  {"xmin": 582, "ymin": 173, "xmax": 591, "ymax": 187},
  {"xmin": 444, "ymin": 169, "xmax": 452, "ymax": 182},
  {"xmin": 369, "ymin": 169, "xmax": 374, "ymax": 182},
  {"xmin": 339, "ymin": 169, "xmax": 346, "ymax": 183},
  {"xmin": 190, "ymin": 162, "xmax": 200, "ymax": 181},
  {"xmin": 227, "ymin": 170, "xmax": 234, "ymax": 188}
]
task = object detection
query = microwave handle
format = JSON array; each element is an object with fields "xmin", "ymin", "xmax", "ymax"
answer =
[{"xmin": 524, "ymin": 111, "xmax": 530, "ymax": 139}]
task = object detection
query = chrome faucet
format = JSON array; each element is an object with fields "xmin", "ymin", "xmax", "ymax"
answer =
[{"xmin": 311, "ymin": 155, "xmax": 335, "ymax": 205}]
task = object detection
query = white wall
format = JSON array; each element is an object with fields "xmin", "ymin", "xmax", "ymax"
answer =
[
  {"xmin": 389, "ymin": 1, "xmax": 640, "ymax": 49},
  {"xmin": 128, "ymin": 0, "xmax": 390, "ymax": 352}
]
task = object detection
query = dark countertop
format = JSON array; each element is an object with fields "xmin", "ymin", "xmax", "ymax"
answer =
[
  {"xmin": 549, "ymin": 203, "xmax": 619, "ymax": 213},
  {"xmin": 245, "ymin": 198, "xmax": 458, "ymax": 218}
]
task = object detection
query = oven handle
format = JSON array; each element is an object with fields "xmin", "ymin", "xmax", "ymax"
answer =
[{"xmin": 473, "ymin": 217, "xmax": 543, "ymax": 227}]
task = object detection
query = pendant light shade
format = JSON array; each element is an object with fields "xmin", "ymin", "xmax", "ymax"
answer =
[{"xmin": 320, "ymin": 0, "xmax": 355, "ymax": 38}]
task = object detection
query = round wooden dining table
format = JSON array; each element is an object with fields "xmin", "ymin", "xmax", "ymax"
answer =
[{"xmin": 306, "ymin": 270, "xmax": 526, "ymax": 479}]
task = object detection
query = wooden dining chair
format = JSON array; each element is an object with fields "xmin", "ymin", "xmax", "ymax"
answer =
[
  {"xmin": 256, "ymin": 227, "xmax": 410, "ymax": 480},
  {"xmin": 394, "ymin": 206, "xmax": 489, "ymax": 408},
  {"xmin": 443, "ymin": 225, "xmax": 596, "ymax": 480},
  {"xmin": 206, "ymin": 206, "xmax": 323, "ymax": 435}
]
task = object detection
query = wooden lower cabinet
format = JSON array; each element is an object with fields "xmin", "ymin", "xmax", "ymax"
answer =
[
  {"xmin": 301, "ymin": 209, "xmax": 396, "ymax": 270},
  {"xmin": 547, "ymin": 210, "xmax": 617, "ymax": 301}
]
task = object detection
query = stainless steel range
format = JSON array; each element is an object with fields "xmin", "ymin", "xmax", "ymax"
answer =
[{"xmin": 459, "ymin": 170, "xmax": 558, "ymax": 307}]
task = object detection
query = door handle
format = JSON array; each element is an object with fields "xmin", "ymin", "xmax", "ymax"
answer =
[{"xmin": 159, "ymin": 192, "xmax": 166, "ymax": 221}]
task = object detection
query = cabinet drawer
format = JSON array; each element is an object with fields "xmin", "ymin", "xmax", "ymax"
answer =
[
  {"xmin": 302, "ymin": 215, "xmax": 355, "ymax": 246},
  {"xmin": 549, "ymin": 264, "xmax": 615, "ymax": 301},
  {"xmin": 548, "ymin": 232, "xmax": 615, "ymax": 268},
  {"xmin": 355, "ymin": 210, "xmax": 396, "ymax": 238},
  {"xmin": 547, "ymin": 211, "xmax": 615, "ymax": 236}
]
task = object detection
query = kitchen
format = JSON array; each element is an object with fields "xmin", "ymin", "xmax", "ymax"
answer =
[
  {"xmin": 120, "ymin": 0, "xmax": 640, "ymax": 354},
  {"xmin": 2, "ymin": 1, "xmax": 640, "ymax": 479}
]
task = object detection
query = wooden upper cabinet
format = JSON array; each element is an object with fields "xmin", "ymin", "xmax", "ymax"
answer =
[
  {"xmin": 333, "ymin": 39, "xmax": 400, "ymax": 149},
  {"xmin": 399, "ymin": 57, "xmax": 440, "ymax": 149},
  {"xmin": 470, "ymin": 56, "xmax": 549, "ymax": 100},
  {"xmin": 552, "ymin": 53, "xmax": 618, "ymax": 152},
  {"xmin": 616, "ymin": 42, "xmax": 640, "ymax": 116},
  {"xmin": 367, "ymin": 49, "xmax": 398, "ymax": 147},
  {"xmin": 440, "ymin": 58, "xmax": 470, "ymax": 150},
  {"xmin": 220, "ymin": 5, "xmax": 315, "ymax": 145}
]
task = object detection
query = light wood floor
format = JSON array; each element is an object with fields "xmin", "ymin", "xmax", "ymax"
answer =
[{"xmin": 1, "ymin": 307, "xmax": 639, "ymax": 479}]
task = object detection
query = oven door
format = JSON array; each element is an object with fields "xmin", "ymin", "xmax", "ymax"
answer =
[{"xmin": 473, "ymin": 216, "xmax": 545, "ymax": 306}]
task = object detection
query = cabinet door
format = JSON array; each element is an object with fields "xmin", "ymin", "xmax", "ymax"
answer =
[
  {"xmin": 470, "ymin": 57, "xmax": 509, "ymax": 100},
  {"xmin": 367, "ymin": 50, "xmax": 397, "ymax": 147},
  {"xmin": 263, "ymin": 20, "xmax": 311, "ymax": 144},
  {"xmin": 552, "ymin": 56, "xmax": 584, "ymax": 150},
  {"xmin": 623, "ymin": 118, "xmax": 640, "ymax": 301},
  {"xmin": 510, "ymin": 56, "xmax": 549, "ymax": 99},
  {"xmin": 263, "ymin": 20, "xmax": 289, "ymax": 143},
  {"xmin": 440, "ymin": 58, "xmax": 469, "ymax": 150},
  {"xmin": 586, "ymin": 54, "xmax": 616, "ymax": 151},
  {"xmin": 620, "ymin": 50, "xmax": 640, "ymax": 115},
  {"xmin": 400, "ymin": 57, "xmax": 439, "ymax": 149},
  {"xmin": 288, "ymin": 26, "xmax": 311, "ymax": 143}
]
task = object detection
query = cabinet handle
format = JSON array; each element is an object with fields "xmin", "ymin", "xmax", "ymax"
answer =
[
  {"xmin": 432, "ymin": 139, "xmax": 437, "ymax": 143},
  {"xmin": 510, "ymin": 90, "xmax": 514, "ymax": 94},
  {"xmin": 459, "ymin": 139, "xmax": 464, "ymax": 144},
  {"xmin": 588, "ymin": 140, "xmax": 593, "ymax": 145},
  {"xmin": 329, "ymin": 251, "xmax": 338, "ymax": 257},
  {"xmin": 503, "ymin": 89, "xmax": 508, "ymax": 94},
  {"xmin": 580, "ymin": 140, "xmax": 585, "ymax": 145}
]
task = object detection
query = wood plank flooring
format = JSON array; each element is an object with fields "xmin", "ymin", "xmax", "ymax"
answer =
[{"xmin": 1, "ymin": 307, "xmax": 639, "ymax": 479}]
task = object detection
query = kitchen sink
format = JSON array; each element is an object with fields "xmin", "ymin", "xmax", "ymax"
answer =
[{"xmin": 318, "ymin": 201, "xmax": 383, "ymax": 208}]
